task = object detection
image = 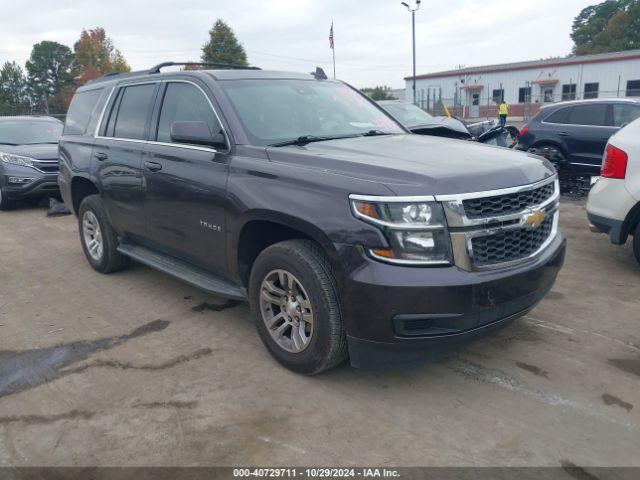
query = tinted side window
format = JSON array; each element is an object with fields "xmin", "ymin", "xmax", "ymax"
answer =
[
  {"xmin": 156, "ymin": 83, "xmax": 221, "ymax": 144},
  {"xmin": 544, "ymin": 107, "xmax": 572, "ymax": 124},
  {"xmin": 64, "ymin": 88, "xmax": 103, "ymax": 135},
  {"xmin": 613, "ymin": 104, "xmax": 640, "ymax": 127},
  {"xmin": 110, "ymin": 84, "xmax": 157, "ymax": 140},
  {"xmin": 568, "ymin": 104, "xmax": 607, "ymax": 126}
]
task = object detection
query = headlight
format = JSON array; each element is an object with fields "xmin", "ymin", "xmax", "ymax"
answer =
[
  {"xmin": 350, "ymin": 195, "xmax": 452, "ymax": 266},
  {"xmin": 0, "ymin": 153, "xmax": 35, "ymax": 168}
]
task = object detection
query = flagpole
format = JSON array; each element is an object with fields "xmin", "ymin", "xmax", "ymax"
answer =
[
  {"xmin": 332, "ymin": 21, "xmax": 336, "ymax": 79},
  {"xmin": 333, "ymin": 45, "xmax": 336, "ymax": 79}
]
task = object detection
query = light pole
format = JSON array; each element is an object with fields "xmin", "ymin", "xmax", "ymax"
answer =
[{"xmin": 402, "ymin": 0, "xmax": 421, "ymax": 105}]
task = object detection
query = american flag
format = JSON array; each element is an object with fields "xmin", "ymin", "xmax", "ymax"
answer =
[{"xmin": 329, "ymin": 22, "xmax": 334, "ymax": 50}]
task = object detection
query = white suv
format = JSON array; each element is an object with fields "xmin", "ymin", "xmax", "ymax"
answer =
[{"xmin": 587, "ymin": 118, "xmax": 640, "ymax": 264}]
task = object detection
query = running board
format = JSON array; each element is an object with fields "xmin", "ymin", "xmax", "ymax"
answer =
[{"xmin": 117, "ymin": 243, "xmax": 247, "ymax": 301}]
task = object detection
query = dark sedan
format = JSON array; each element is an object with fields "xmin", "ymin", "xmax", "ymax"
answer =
[
  {"xmin": 0, "ymin": 116, "xmax": 63, "ymax": 210},
  {"xmin": 518, "ymin": 98, "xmax": 640, "ymax": 175}
]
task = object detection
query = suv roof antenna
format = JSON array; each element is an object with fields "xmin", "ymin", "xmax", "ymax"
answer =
[
  {"xmin": 148, "ymin": 62, "xmax": 261, "ymax": 74},
  {"xmin": 311, "ymin": 67, "xmax": 328, "ymax": 80}
]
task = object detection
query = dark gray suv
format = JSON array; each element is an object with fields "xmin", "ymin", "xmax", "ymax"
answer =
[
  {"xmin": 0, "ymin": 116, "xmax": 63, "ymax": 209},
  {"xmin": 59, "ymin": 63, "xmax": 565, "ymax": 374}
]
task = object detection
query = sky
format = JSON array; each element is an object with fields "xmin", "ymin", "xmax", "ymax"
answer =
[{"xmin": 0, "ymin": 0, "xmax": 596, "ymax": 89}]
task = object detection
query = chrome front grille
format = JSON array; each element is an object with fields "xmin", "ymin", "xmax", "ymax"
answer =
[
  {"xmin": 437, "ymin": 176, "xmax": 560, "ymax": 270},
  {"xmin": 471, "ymin": 213, "xmax": 554, "ymax": 266},
  {"xmin": 463, "ymin": 182, "xmax": 555, "ymax": 219}
]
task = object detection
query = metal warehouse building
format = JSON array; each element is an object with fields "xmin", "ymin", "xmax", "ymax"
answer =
[{"xmin": 404, "ymin": 49, "xmax": 640, "ymax": 119}]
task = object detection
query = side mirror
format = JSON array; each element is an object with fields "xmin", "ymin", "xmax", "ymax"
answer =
[{"xmin": 170, "ymin": 121, "xmax": 227, "ymax": 149}]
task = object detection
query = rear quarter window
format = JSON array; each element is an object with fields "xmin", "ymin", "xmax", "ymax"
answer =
[{"xmin": 64, "ymin": 88, "xmax": 104, "ymax": 135}]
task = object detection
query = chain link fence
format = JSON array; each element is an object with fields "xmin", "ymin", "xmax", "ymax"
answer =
[{"xmin": 415, "ymin": 89, "xmax": 639, "ymax": 121}]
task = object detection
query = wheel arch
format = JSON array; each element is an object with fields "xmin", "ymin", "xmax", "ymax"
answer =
[
  {"xmin": 70, "ymin": 176, "xmax": 100, "ymax": 216},
  {"xmin": 232, "ymin": 211, "xmax": 342, "ymax": 287},
  {"xmin": 622, "ymin": 201, "xmax": 640, "ymax": 241}
]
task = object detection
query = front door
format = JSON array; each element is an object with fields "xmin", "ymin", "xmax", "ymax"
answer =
[
  {"xmin": 93, "ymin": 82, "xmax": 159, "ymax": 238},
  {"xmin": 142, "ymin": 80, "xmax": 229, "ymax": 274}
]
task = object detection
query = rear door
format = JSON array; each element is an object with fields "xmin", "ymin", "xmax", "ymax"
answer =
[
  {"xmin": 142, "ymin": 79, "xmax": 230, "ymax": 274},
  {"xmin": 562, "ymin": 103, "xmax": 613, "ymax": 170},
  {"xmin": 93, "ymin": 82, "xmax": 159, "ymax": 238}
]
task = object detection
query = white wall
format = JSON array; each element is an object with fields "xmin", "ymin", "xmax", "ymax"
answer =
[{"xmin": 405, "ymin": 57, "xmax": 640, "ymax": 106}]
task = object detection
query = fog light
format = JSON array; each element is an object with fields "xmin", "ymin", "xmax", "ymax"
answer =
[{"xmin": 8, "ymin": 177, "xmax": 34, "ymax": 185}]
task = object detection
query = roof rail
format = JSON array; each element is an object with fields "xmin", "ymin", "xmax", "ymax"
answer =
[{"xmin": 148, "ymin": 62, "xmax": 261, "ymax": 74}]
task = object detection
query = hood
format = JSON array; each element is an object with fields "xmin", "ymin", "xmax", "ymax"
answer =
[
  {"xmin": 0, "ymin": 143, "xmax": 58, "ymax": 161},
  {"xmin": 266, "ymin": 134, "xmax": 555, "ymax": 196},
  {"xmin": 408, "ymin": 117, "xmax": 471, "ymax": 137}
]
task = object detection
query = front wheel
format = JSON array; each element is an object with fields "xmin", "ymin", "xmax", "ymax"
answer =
[
  {"xmin": 0, "ymin": 187, "xmax": 13, "ymax": 211},
  {"xmin": 249, "ymin": 239, "xmax": 347, "ymax": 375},
  {"xmin": 633, "ymin": 223, "xmax": 640, "ymax": 265}
]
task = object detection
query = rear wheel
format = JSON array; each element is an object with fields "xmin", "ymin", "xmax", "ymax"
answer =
[
  {"xmin": 528, "ymin": 144, "xmax": 567, "ymax": 172},
  {"xmin": 249, "ymin": 239, "xmax": 347, "ymax": 375},
  {"xmin": 78, "ymin": 195, "xmax": 130, "ymax": 273}
]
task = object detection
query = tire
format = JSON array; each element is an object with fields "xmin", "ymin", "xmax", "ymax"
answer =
[
  {"xmin": 78, "ymin": 195, "xmax": 130, "ymax": 273},
  {"xmin": 249, "ymin": 239, "xmax": 347, "ymax": 375},
  {"xmin": 528, "ymin": 144, "xmax": 567, "ymax": 172},
  {"xmin": 633, "ymin": 223, "xmax": 640, "ymax": 266},
  {"xmin": 0, "ymin": 187, "xmax": 13, "ymax": 211}
]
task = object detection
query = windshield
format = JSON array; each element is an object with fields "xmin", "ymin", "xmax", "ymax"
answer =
[
  {"xmin": 382, "ymin": 103, "xmax": 436, "ymax": 127},
  {"xmin": 218, "ymin": 79, "xmax": 405, "ymax": 146},
  {"xmin": 0, "ymin": 120, "xmax": 63, "ymax": 145}
]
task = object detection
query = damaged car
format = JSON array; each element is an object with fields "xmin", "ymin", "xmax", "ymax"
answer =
[{"xmin": 378, "ymin": 100, "xmax": 519, "ymax": 148}]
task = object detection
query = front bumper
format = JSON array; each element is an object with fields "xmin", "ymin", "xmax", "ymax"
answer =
[
  {"xmin": 1, "ymin": 166, "xmax": 59, "ymax": 199},
  {"xmin": 340, "ymin": 233, "xmax": 566, "ymax": 370}
]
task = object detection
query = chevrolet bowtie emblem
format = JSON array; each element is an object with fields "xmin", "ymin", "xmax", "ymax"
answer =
[{"xmin": 523, "ymin": 210, "xmax": 546, "ymax": 229}]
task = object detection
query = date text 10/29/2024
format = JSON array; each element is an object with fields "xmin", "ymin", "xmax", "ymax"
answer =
[{"xmin": 233, "ymin": 468, "xmax": 401, "ymax": 478}]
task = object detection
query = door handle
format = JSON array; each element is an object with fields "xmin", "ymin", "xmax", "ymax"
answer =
[
  {"xmin": 558, "ymin": 132, "xmax": 570, "ymax": 137},
  {"xmin": 144, "ymin": 161, "xmax": 163, "ymax": 172},
  {"xmin": 94, "ymin": 152, "xmax": 108, "ymax": 161}
]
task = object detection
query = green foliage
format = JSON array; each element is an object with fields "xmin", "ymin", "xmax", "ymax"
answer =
[
  {"xmin": 25, "ymin": 41, "xmax": 75, "ymax": 113},
  {"xmin": 572, "ymin": 0, "xmax": 640, "ymax": 54},
  {"xmin": 74, "ymin": 27, "xmax": 131, "ymax": 85},
  {"xmin": 201, "ymin": 19, "xmax": 248, "ymax": 66},
  {"xmin": 0, "ymin": 61, "xmax": 32, "ymax": 115},
  {"xmin": 361, "ymin": 86, "xmax": 397, "ymax": 101}
]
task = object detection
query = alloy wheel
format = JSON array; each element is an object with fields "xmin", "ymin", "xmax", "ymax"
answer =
[
  {"xmin": 259, "ymin": 269, "xmax": 314, "ymax": 353},
  {"xmin": 82, "ymin": 211, "xmax": 104, "ymax": 261}
]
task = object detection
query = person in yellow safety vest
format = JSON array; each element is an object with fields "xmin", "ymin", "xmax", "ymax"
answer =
[{"xmin": 498, "ymin": 100, "xmax": 509, "ymax": 128}]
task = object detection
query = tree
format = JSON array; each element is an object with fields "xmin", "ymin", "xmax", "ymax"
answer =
[
  {"xmin": 0, "ymin": 61, "xmax": 32, "ymax": 115},
  {"xmin": 25, "ymin": 41, "xmax": 74, "ymax": 114},
  {"xmin": 74, "ymin": 27, "xmax": 130, "ymax": 85},
  {"xmin": 571, "ymin": 0, "xmax": 640, "ymax": 54},
  {"xmin": 201, "ymin": 20, "xmax": 248, "ymax": 66},
  {"xmin": 361, "ymin": 86, "xmax": 397, "ymax": 101}
]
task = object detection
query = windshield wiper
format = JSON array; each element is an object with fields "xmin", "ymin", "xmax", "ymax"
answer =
[
  {"xmin": 270, "ymin": 135, "xmax": 356, "ymax": 147},
  {"xmin": 269, "ymin": 131, "xmax": 394, "ymax": 147},
  {"xmin": 0, "ymin": 142, "xmax": 19, "ymax": 146}
]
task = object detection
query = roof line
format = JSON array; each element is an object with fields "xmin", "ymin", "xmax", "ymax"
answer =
[{"xmin": 405, "ymin": 49, "xmax": 640, "ymax": 81}]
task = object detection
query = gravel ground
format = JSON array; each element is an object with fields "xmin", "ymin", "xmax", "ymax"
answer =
[{"xmin": 0, "ymin": 198, "xmax": 638, "ymax": 467}]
